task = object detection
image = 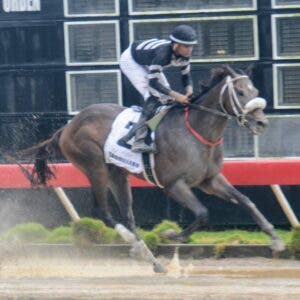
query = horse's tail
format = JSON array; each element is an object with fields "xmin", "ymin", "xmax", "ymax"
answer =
[{"xmin": 14, "ymin": 127, "xmax": 65, "ymax": 186}]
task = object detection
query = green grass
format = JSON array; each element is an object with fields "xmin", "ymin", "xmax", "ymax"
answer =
[
  {"xmin": 1, "ymin": 223, "xmax": 50, "ymax": 243},
  {"xmin": 189, "ymin": 229, "xmax": 291, "ymax": 245},
  {"xmin": 0, "ymin": 219, "xmax": 294, "ymax": 246},
  {"xmin": 289, "ymin": 226, "xmax": 300, "ymax": 254},
  {"xmin": 45, "ymin": 226, "xmax": 72, "ymax": 244}
]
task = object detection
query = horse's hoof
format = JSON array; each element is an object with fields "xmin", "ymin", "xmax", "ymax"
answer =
[
  {"xmin": 271, "ymin": 239, "xmax": 285, "ymax": 252},
  {"xmin": 153, "ymin": 262, "xmax": 167, "ymax": 273},
  {"xmin": 160, "ymin": 229, "xmax": 178, "ymax": 240},
  {"xmin": 160, "ymin": 229, "xmax": 188, "ymax": 243},
  {"xmin": 129, "ymin": 244, "xmax": 142, "ymax": 260},
  {"xmin": 171, "ymin": 234, "xmax": 189, "ymax": 243}
]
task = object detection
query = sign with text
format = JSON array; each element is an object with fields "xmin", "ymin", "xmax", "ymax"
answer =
[{"xmin": 3, "ymin": 0, "xmax": 41, "ymax": 12}]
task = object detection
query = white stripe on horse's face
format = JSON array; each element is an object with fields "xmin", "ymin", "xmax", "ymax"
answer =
[{"xmin": 247, "ymin": 83, "xmax": 253, "ymax": 91}]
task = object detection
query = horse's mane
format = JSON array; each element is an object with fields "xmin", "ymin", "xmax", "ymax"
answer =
[
  {"xmin": 171, "ymin": 65, "xmax": 249, "ymax": 110},
  {"xmin": 190, "ymin": 65, "xmax": 249, "ymax": 103}
]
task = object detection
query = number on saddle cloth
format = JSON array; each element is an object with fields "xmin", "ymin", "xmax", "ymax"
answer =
[
  {"xmin": 117, "ymin": 119, "xmax": 139, "ymax": 150},
  {"xmin": 117, "ymin": 120, "xmax": 153, "ymax": 150}
]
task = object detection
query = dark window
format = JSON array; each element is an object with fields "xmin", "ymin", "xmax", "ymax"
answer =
[
  {"xmin": 0, "ymin": 70, "xmax": 66, "ymax": 113},
  {"xmin": 0, "ymin": 22, "xmax": 64, "ymax": 65}
]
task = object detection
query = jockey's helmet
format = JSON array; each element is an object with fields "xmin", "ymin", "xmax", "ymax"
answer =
[{"xmin": 169, "ymin": 25, "xmax": 197, "ymax": 45}]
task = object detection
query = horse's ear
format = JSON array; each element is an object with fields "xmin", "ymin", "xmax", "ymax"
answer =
[
  {"xmin": 245, "ymin": 64, "xmax": 255, "ymax": 78},
  {"xmin": 223, "ymin": 65, "xmax": 237, "ymax": 77},
  {"xmin": 198, "ymin": 80, "xmax": 209, "ymax": 93},
  {"xmin": 211, "ymin": 67, "xmax": 225, "ymax": 78}
]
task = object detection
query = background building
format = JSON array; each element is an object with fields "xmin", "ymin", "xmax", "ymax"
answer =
[{"xmin": 0, "ymin": 0, "xmax": 299, "ymax": 230}]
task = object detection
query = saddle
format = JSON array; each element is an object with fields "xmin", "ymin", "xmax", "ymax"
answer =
[
  {"xmin": 117, "ymin": 105, "xmax": 172, "ymax": 149},
  {"xmin": 104, "ymin": 107, "xmax": 165, "ymax": 187},
  {"xmin": 146, "ymin": 105, "xmax": 172, "ymax": 131}
]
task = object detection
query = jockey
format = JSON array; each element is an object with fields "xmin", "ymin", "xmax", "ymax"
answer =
[{"xmin": 119, "ymin": 24, "xmax": 197, "ymax": 153}]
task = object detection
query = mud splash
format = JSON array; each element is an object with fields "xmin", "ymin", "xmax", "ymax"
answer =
[{"xmin": 0, "ymin": 256, "xmax": 300, "ymax": 299}]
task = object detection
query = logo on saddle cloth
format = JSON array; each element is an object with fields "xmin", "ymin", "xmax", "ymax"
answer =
[{"xmin": 104, "ymin": 106, "xmax": 168, "ymax": 187}]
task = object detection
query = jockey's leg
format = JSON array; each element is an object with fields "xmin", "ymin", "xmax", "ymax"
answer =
[
  {"xmin": 117, "ymin": 97, "xmax": 155, "ymax": 145},
  {"xmin": 131, "ymin": 95, "xmax": 160, "ymax": 153}
]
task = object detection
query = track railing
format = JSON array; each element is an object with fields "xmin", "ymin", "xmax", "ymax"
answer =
[{"xmin": 0, "ymin": 159, "xmax": 299, "ymax": 226}]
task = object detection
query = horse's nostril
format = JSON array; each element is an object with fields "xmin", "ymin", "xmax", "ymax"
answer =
[{"xmin": 257, "ymin": 121, "xmax": 267, "ymax": 127}]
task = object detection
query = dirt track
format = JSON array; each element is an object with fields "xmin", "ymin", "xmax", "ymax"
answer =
[{"xmin": 0, "ymin": 256, "xmax": 300, "ymax": 299}]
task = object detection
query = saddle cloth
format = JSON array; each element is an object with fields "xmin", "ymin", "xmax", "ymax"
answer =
[{"xmin": 104, "ymin": 107, "xmax": 155, "ymax": 174}]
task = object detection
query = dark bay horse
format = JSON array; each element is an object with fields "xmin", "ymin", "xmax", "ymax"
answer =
[{"xmin": 21, "ymin": 65, "xmax": 285, "ymax": 272}]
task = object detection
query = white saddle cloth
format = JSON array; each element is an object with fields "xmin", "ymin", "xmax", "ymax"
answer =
[{"xmin": 104, "ymin": 107, "xmax": 154, "ymax": 173}]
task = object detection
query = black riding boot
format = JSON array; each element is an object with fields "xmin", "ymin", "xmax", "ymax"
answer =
[{"xmin": 131, "ymin": 96, "xmax": 160, "ymax": 153}]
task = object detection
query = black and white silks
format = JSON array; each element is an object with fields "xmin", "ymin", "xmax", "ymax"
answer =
[{"xmin": 130, "ymin": 38, "xmax": 193, "ymax": 98}]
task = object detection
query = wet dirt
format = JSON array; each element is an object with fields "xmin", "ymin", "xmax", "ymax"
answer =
[{"xmin": 0, "ymin": 256, "xmax": 300, "ymax": 299}]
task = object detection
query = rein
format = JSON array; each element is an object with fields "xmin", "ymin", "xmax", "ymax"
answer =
[
  {"xmin": 183, "ymin": 74, "xmax": 252, "ymax": 147},
  {"xmin": 188, "ymin": 75, "xmax": 249, "ymax": 121},
  {"xmin": 175, "ymin": 73, "xmax": 266, "ymax": 147},
  {"xmin": 188, "ymin": 74, "xmax": 266, "ymax": 127},
  {"xmin": 188, "ymin": 102, "xmax": 230, "ymax": 119}
]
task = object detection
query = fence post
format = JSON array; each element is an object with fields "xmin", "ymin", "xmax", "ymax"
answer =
[
  {"xmin": 270, "ymin": 185, "xmax": 299, "ymax": 227},
  {"xmin": 53, "ymin": 187, "xmax": 80, "ymax": 223}
]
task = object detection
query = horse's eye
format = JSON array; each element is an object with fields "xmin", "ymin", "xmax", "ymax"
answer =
[{"xmin": 237, "ymin": 90, "xmax": 244, "ymax": 97}]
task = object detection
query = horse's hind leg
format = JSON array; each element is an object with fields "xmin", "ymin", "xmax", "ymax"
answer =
[
  {"xmin": 107, "ymin": 166, "xmax": 166, "ymax": 273},
  {"xmin": 86, "ymin": 164, "xmax": 119, "ymax": 228},
  {"xmin": 61, "ymin": 137, "xmax": 118, "ymax": 228},
  {"xmin": 60, "ymin": 134, "xmax": 166, "ymax": 272},
  {"xmin": 108, "ymin": 166, "xmax": 137, "ymax": 235},
  {"xmin": 200, "ymin": 173, "xmax": 285, "ymax": 252},
  {"xmin": 165, "ymin": 179, "xmax": 209, "ymax": 241}
]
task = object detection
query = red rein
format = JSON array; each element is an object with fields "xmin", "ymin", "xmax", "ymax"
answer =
[{"xmin": 184, "ymin": 106, "xmax": 223, "ymax": 147}]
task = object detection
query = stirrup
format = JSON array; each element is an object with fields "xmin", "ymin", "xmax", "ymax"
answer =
[{"xmin": 131, "ymin": 142, "xmax": 157, "ymax": 153}]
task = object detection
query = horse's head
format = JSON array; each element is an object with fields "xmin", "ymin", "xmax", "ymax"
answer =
[{"xmin": 218, "ymin": 65, "xmax": 268, "ymax": 135}]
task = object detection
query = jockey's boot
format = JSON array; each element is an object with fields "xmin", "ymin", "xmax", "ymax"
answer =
[
  {"xmin": 131, "ymin": 96, "xmax": 160, "ymax": 153},
  {"xmin": 130, "ymin": 121, "xmax": 155, "ymax": 153}
]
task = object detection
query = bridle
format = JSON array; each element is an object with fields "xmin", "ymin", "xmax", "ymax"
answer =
[
  {"xmin": 219, "ymin": 75, "xmax": 266, "ymax": 127},
  {"xmin": 189, "ymin": 74, "xmax": 267, "ymax": 128},
  {"xmin": 219, "ymin": 75, "xmax": 248, "ymax": 125},
  {"xmin": 183, "ymin": 73, "xmax": 267, "ymax": 147}
]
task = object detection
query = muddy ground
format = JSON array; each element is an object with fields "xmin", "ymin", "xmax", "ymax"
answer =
[{"xmin": 0, "ymin": 255, "xmax": 299, "ymax": 299}]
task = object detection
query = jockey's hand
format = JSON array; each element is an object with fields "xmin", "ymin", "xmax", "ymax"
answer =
[
  {"xmin": 169, "ymin": 91, "xmax": 190, "ymax": 105},
  {"xmin": 185, "ymin": 85, "xmax": 193, "ymax": 98}
]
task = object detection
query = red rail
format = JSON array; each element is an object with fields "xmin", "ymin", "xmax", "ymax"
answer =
[{"xmin": 0, "ymin": 159, "xmax": 299, "ymax": 188}]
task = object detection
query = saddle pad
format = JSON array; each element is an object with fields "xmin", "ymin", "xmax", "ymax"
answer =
[{"xmin": 104, "ymin": 107, "xmax": 148, "ymax": 173}]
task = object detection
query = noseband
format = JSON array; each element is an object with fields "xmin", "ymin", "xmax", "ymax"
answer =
[{"xmin": 219, "ymin": 75, "xmax": 266, "ymax": 126}]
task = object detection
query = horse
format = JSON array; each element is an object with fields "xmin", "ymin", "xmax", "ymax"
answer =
[{"xmin": 19, "ymin": 65, "xmax": 285, "ymax": 273}]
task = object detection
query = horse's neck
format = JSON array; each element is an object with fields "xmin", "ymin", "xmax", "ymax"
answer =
[{"xmin": 190, "ymin": 85, "xmax": 228, "ymax": 142}]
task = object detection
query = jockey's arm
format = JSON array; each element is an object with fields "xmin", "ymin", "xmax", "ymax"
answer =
[
  {"xmin": 169, "ymin": 90, "xmax": 190, "ymax": 105},
  {"xmin": 180, "ymin": 63, "xmax": 193, "ymax": 97},
  {"xmin": 148, "ymin": 73, "xmax": 189, "ymax": 105},
  {"xmin": 148, "ymin": 52, "xmax": 190, "ymax": 105},
  {"xmin": 185, "ymin": 85, "xmax": 193, "ymax": 97}
]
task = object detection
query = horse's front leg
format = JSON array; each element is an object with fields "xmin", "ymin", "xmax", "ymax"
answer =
[
  {"xmin": 200, "ymin": 173, "xmax": 285, "ymax": 252},
  {"xmin": 164, "ymin": 179, "xmax": 209, "ymax": 241}
]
